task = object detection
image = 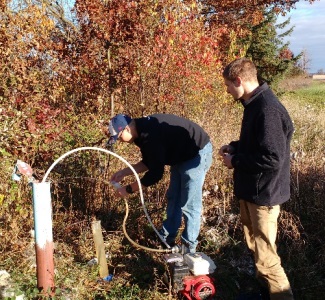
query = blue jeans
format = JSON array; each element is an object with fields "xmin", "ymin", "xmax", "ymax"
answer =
[{"xmin": 159, "ymin": 142, "xmax": 213, "ymax": 253}]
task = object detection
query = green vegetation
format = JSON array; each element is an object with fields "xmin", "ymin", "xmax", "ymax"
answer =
[
  {"xmin": 245, "ymin": 9, "xmax": 300, "ymax": 86},
  {"xmin": 293, "ymin": 81, "xmax": 325, "ymax": 108}
]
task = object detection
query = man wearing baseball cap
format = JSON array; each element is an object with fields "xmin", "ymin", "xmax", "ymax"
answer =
[
  {"xmin": 107, "ymin": 114, "xmax": 132, "ymax": 146},
  {"xmin": 107, "ymin": 113, "xmax": 213, "ymax": 253}
]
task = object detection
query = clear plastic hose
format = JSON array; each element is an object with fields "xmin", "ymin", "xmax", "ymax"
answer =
[{"xmin": 42, "ymin": 147, "xmax": 173, "ymax": 252}]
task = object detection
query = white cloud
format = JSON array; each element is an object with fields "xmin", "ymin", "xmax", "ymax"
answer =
[{"xmin": 278, "ymin": 1, "xmax": 325, "ymax": 73}]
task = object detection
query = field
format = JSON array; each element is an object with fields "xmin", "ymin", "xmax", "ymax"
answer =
[{"xmin": 0, "ymin": 78, "xmax": 324, "ymax": 299}]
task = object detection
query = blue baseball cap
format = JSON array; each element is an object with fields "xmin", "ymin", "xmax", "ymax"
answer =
[{"xmin": 108, "ymin": 114, "xmax": 132, "ymax": 144}]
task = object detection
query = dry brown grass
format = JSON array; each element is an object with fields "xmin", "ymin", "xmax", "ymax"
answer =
[
  {"xmin": 277, "ymin": 75, "xmax": 314, "ymax": 92},
  {"xmin": 0, "ymin": 77, "xmax": 324, "ymax": 299}
]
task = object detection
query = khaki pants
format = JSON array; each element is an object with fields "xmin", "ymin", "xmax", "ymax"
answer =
[{"xmin": 239, "ymin": 200, "xmax": 294, "ymax": 300}]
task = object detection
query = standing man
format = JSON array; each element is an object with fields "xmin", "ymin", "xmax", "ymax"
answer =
[
  {"xmin": 108, "ymin": 113, "xmax": 213, "ymax": 253},
  {"xmin": 219, "ymin": 58, "xmax": 294, "ymax": 300}
]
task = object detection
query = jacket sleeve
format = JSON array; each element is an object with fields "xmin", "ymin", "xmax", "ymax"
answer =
[
  {"xmin": 229, "ymin": 141, "xmax": 239, "ymax": 153},
  {"xmin": 139, "ymin": 140, "xmax": 166, "ymax": 187}
]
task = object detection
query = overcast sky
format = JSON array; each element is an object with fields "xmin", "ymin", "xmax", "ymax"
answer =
[{"xmin": 277, "ymin": 0, "xmax": 325, "ymax": 73}]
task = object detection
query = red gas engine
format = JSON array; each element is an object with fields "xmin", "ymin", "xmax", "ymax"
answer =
[
  {"xmin": 163, "ymin": 252, "xmax": 216, "ymax": 300},
  {"xmin": 180, "ymin": 275, "xmax": 215, "ymax": 300}
]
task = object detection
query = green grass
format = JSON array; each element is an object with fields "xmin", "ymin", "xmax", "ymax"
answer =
[
  {"xmin": 287, "ymin": 80, "xmax": 325, "ymax": 109},
  {"xmin": 279, "ymin": 78, "xmax": 325, "ymax": 299}
]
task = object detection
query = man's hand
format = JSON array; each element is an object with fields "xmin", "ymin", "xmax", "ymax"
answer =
[
  {"xmin": 110, "ymin": 169, "xmax": 127, "ymax": 183},
  {"xmin": 218, "ymin": 144, "xmax": 235, "ymax": 156},
  {"xmin": 222, "ymin": 153, "xmax": 234, "ymax": 169},
  {"xmin": 115, "ymin": 186, "xmax": 129, "ymax": 197}
]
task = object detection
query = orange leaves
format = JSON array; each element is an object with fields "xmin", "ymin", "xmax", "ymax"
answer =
[
  {"xmin": 279, "ymin": 48, "xmax": 293, "ymax": 60},
  {"xmin": 26, "ymin": 118, "xmax": 37, "ymax": 134},
  {"xmin": 70, "ymin": 0, "xmax": 227, "ymax": 113},
  {"xmin": 0, "ymin": 0, "xmax": 305, "ymax": 169}
]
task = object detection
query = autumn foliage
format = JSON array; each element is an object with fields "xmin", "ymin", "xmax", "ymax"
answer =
[
  {"xmin": 1, "ymin": 0, "xmax": 305, "ymax": 161},
  {"xmin": 1, "ymin": 0, "xmax": 321, "ymax": 298}
]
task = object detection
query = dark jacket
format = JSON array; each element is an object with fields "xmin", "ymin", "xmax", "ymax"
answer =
[
  {"xmin": 230, "ymin": 83, "xmax": 294, "ymax": 206},
  {"xmin": 134, "ymin": 114, "xmax": 210, "ymax": 187}
]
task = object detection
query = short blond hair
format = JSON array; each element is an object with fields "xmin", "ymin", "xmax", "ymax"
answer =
[{"xmin": 223, "ymin": 57, "xmax": 257, "ymax": 82}]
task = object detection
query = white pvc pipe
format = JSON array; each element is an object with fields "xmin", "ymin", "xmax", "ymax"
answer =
[
  {"xmin": 42, "ymin": 147, "xmax": 170, "ymax": 248},
  {"xmin": 32, "ymin": 181, "xmax": 55, "ymax": 293}
]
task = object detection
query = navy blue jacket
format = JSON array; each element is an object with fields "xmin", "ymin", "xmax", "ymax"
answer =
[
  {"xmin": 134, "ymin": 114, "xmax": 210, "ymax": 187},
  {"xmin": 230, "ymin": 83, "xmax": 294, "ymax": 206}
]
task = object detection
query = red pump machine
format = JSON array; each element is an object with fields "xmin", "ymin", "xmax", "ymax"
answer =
[{"xmin": 163, "ymin": 251, "xmax": 216, "ymax": 300}]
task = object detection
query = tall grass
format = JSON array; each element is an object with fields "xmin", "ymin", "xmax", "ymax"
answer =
[{"xmin": 277, "ymin": 79, "xmax": 325, "ymax": 299}]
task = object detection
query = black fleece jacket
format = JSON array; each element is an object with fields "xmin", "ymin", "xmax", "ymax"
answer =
[
  {"xmin": 230, "ymin": 83, "xmax": 294, "ymax": 206},
  {"xmin": 133, "ymin": 114, "xmax": 210, "ymax": 187}
]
